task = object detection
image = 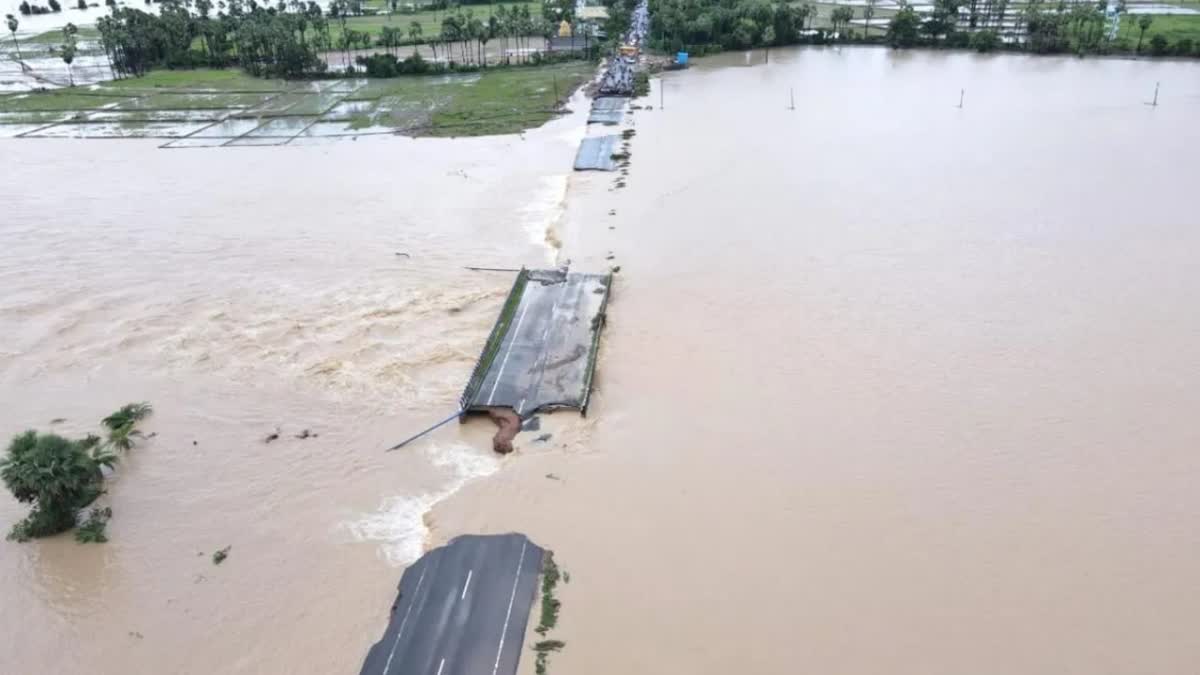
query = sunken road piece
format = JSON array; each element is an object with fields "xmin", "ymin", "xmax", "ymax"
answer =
[
  {"xmin": 359, "ymin": 534, "xmax": 544, "ymax": 675},
  {"xmin": 460, "ymin": 268, "xmax": 611, "ymax": 418},
  {"xmin": 588, "ymin": 96, "xmax": 628, "ymax": 125},
  {"xmin": 573, "ymin": 135, "xmax": 620, "ymax": 172}
]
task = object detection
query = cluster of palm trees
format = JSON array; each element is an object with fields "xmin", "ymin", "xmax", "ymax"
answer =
[
  {"xmin": 335, "ymin": 3, "xmax": 554, "ymax": 70},
  {"xmin": 441, "ymin": 4, "xmax": 548, "ymax": 66},
  {"xmin": 1, "ymin": 402, "xmax": 152, "ymax": 543},
  {"xmin": 374, "ymin": 4, "xmax": 550, "ymax": 67}
]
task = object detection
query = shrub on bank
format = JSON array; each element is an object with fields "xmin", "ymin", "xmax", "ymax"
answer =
[
  {"xmin": 1148, "ymin": 34, "xmax": 1170, "ymax": 56},
  {"xmin": 350, "ymin": 51, "xmax": 588, "ymax": 79},
  {"xmin": 971, "ymin": 30, "xmax": 1000, "ymax": 53},
  {"xmin": 357, "ymin": 52, "xmax": 437, "ymax": 77}
]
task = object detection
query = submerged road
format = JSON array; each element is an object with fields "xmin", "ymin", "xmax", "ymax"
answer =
[
  {"xmin": 466, "ymin": 269, "xmax": 610, "ymax": 416},
  {"xmin": 359, "ymin": 534, "xmax": 545, "ymax": 675}
]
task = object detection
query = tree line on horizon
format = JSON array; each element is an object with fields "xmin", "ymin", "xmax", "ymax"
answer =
[
  {"xmin": 91, "ymin": 0, "xmax": 586, "ymax": 80},
  {"xmin": 642, "ymin": 0, "xmax": 1199, "ymax": 58}
]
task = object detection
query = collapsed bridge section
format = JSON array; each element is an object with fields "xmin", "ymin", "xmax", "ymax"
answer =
[{"xmin": 460, "ymin": 268, "xmax": 611, "ymax": 418}]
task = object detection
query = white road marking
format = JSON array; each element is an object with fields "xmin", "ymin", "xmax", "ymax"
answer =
[
  {"xmin": 435, "ymin": 657, "xmax": 446, "ymax": 675},
  {"xmin": 490, "ymin": 539, "xmax": 529, "ymax": 675},
  {"xmin": 523, "ymin": 282, "xmax": 570, "ymax": 408},
  {"xmin": 382, "ymin": 562, "xmax": 430, "ymax": 675},
  {"xmin": 486, "ymin": 297, "xmax": 534, "ymax": 405},
  {"xmin": 461, "ymin": 569, "xmax": 473, "ymax": 600}
]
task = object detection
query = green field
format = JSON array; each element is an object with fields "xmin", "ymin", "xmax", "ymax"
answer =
[
  {"xmin": 424, "ymin": 60, "xmax": 594, "ymax": 135},
  {"xmin": 102, "ymin": 68, "xmax": 289, "ymax": 92},
  {"xmin": 1116, "ymin": 13, "xmax": 1200, "ymax": 46},
  {"xmin": 24, "ymin": 26, "xmax": 102, "ymax": 45},
  {"xmin": 338, "ymin": 60, "xmax": 594, "ymax": 134},
  {"xmin": 0, "ymin": 89, "xmax": 135, "ymax": 112}
]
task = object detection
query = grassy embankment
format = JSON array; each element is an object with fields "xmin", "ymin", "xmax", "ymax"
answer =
[{"xmin": 0, "ymin": 60, "xmax": 595, "ymax": 137}]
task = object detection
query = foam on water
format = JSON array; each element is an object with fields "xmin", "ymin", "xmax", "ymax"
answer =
[
  {"xmin": 343, "ymin": 443, "xmax": 500, "ymax": 566},
  {"xmin": 519, "ymin": 174, "xmax": 570, "ymax": 259}
]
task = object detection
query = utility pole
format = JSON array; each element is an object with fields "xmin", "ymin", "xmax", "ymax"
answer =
[
  {"xmin": 958, "ymin": 88, "xmax": 964, "ymax": 108},
  {"xmin": 789, "ymin": 87, "xmax": 795, "ymax": 110}
]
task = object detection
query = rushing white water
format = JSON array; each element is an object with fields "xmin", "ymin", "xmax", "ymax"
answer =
[{"xmin": 343, "ymin": 442, "xmax": 501, "ymax": 565}]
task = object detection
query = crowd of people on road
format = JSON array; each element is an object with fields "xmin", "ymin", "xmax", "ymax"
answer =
[{"xmin": 598, "ymin": 0, "xmax": 649, "ymax": 96}]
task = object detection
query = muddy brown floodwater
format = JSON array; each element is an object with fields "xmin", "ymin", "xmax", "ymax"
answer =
[{"xmin": 2, "ymin": 46, "xmax": 1200, "ymax": 674}]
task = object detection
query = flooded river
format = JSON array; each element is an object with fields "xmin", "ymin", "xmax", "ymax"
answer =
[{"xmin": 3, "ymin": 46, "xmax": 1200, "ymax": 674}]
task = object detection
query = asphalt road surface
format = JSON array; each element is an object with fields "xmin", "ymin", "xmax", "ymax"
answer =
[
  {"xmin": 574, "ymin": 136, "xmax": 620, "ymax": 171},
  {"xmin": 466, "ymin": 269, "xmax": 610, "ymax": 416},
  {"xmin": 359, "ymin": 534, "xmax": 545, "ymax": 675}
]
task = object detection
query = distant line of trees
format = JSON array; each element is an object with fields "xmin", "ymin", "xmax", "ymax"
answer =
[
  {"xmin": 645, "ymin": 0, "xmax": 821, "ymax": 53},
  {"xmin": 94, "ymin": 0, "xmax": 588, "ymax": 80},
  {"xmin": 635, "ymin": 0, "xmax": 1195, "ymax": 58},
  {"xmin": 887, "ymin": 0, "xmax": 1199, "ymax": 57},
  {"xmin": 97, "ymin": 0, "xmax": 331, "ymax": 78},
  {"xmin": 18, "ymin": 0, "xmax": 64, "ymax": 16}
]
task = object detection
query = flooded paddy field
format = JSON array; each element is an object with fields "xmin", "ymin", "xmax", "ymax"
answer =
[{"xmin": 0, "ymin": 62, "xmax": 595, "ymax": 143}]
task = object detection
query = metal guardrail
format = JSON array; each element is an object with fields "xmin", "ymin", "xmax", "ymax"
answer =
[{"xmin": 458, "ymin": 267, "xmax": 530, "ymax": 412}]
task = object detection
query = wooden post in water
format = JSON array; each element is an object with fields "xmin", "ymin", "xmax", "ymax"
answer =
[
  {"xmin": 958, "ymin": 88, "xmax": 964, "ymax": 108},
  {"xmin": 660, "ymin": 82, "xmax": 664, "ymax": 110},
  {"xmin": 789, "ymin": 88, "xmax": 795, "ymax": 110},
  {"xmin": 1152, "ymin": 81, "xmax": 1159, "ymax": 106}
]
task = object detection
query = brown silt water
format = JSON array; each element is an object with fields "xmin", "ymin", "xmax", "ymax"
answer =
[{"xmin": 3, "ymin": 47, "xmax": 1200, "ymax": 674}]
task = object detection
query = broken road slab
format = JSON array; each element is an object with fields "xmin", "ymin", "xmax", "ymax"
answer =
[
  {"xmin": 588, "ymin": 96, "xmax": 628, "ymax": 125},
  {"xmin": 574, "ymin": 135, "xmax": 620, "ymax": 171},
  {"xmin": 359, "ymin": 534, "xmax": 545, "ymax": 675},
  {"xmin": 461, "ymin": 268, "xmax": 610, "ymax": 417}
]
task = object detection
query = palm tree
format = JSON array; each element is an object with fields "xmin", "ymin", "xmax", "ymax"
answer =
[
  {"xmin": 485, "ymin": 14, "xmax": 497, "ymax": 66},
  {"xmin": 468, "ymin": 13, "xmax": 484, "ymax": 65},
  {"xmin": 61, "ymin": 23, "xmax": 78, "ymax": 86},
  {"xmin": 496, "ymin": 5, "xmax": 510, "ymax": 63},
  {"xmin": 381, "ymin": 25, "xmax": 398, "ymax": 56},
  {"xmin": 408, "ymin": 19, "xmax": 422, "ymax": 54},
  {"xmin": 831, "ymin": 6, "xmax": 854, "ymax": 37},
  {"xmin": 441, "ymin": 14, "xmax": 457, "ymax": 63},
  {"xmin": 518, "ymin": 4, "xmax": 532, "ymax": 63},
  {"xmin": 101, "ymin": 402, "xmax": 152, "ymax": 452},
  {"xmin": 5, "ymin": 14, "xmax": 20, "ymax": 61},
  {"xmin": 1, "ymin": 431, "xmax": 112, "ymax": 541},
  {"xmin": 1136, "ymin": 13, "xmax": 1152, "ymax": 52}
]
